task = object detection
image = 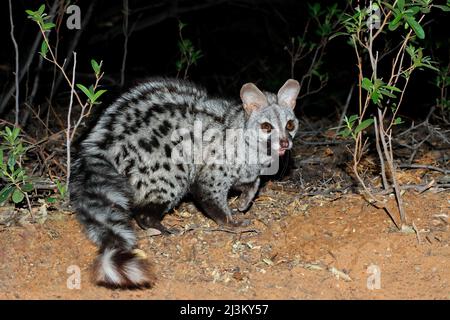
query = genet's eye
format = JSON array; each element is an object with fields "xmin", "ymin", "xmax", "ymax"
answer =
[
  {"xmin": 260, "ymin": 122, "xmax": 272, "ymax": 133},
  {"xmin": 286, "ymin": 120, "xmax": 295, "ymax": 131}
]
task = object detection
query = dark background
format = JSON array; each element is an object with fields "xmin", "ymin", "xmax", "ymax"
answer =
[{"xmin": 0, "ymin": 0, "xmax": 449, "ymax": 124}]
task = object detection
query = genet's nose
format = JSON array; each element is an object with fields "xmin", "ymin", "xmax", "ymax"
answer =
[{"xmin": 280, "ymin": 139, "xmax": 289, "ymax": 149}]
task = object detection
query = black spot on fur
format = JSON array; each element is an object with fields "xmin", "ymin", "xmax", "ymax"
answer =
[
  {"xmin": 152, "ymin": 105, "xmax": 165, "ymax": 114},
  {"xmin": 152, "ymin": 129, "xmax": 163, "ymax": 138},
  {"xmin": 127, "ymin": 142, "xmax": 138, "ymax": 154},
  {"xmin": 121, "ymin": 145, "xmax": 129, "ymax": 158},
  {"xmin": 134, "ymin": 108, "xmax": 142, "ymax": 118},
  {"xmin": 138, "ymin": 138, "xmax": 153, "ymax": 154},
  {"xmin": 151, "ymin": 162, "xmax": 160, "ymax": 172},
  {"xmin": 143, "ymin": 108, "xmax": 153, "ymax": 125},
  {"xmin": 129, "ymin": 96, "xmax": 140, "ymax": 105},
  {"xmin": 150, "ymin": 136, "xmax": 160, "ymax": 149},
  {"xmin": 114, "ymin": 153, "xmax": 121, "ymax": 166},
  {"xmin": 164, "ymin": 144, "xmax": 172, "ymax": 158},
  {"xmin": 97, "ymin": 133, "xmax": 115, "ymax": 149},
  {"xmin": 124, "ymin": 159, "xmax": 135, "ymax": 176},
  {"xmin": 138, "ymin": 166, "xmax": 148, "ymax": 175}
]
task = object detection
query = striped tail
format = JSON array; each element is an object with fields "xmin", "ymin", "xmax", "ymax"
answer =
[{"xmin": 70, "ymin": 154, "xmax": 154, "ymax": 289}]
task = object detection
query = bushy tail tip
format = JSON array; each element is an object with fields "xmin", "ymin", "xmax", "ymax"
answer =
[{"xmin": 93, "ymin": 248, "xmax": 154, "ymax": 289}]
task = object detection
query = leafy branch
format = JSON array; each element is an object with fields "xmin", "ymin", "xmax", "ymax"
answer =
[
  {"xmin": 0, "ymin": 127, "xmax": 34, "ymax": 211},
  {"xmin": 26, "ymin": 4, "xmax": 107, "ymax": 190},
  {"xmin": 176, "ymin": 21, "xmax": 203, "ymax": 79}
]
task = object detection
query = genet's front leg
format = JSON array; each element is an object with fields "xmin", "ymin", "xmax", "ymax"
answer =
[
  {"xmin": 236, "ymin": 177, "xmax": 260, "ymax": 212},
  {"xmin": 132, "ymin": 202, "xmax": 179, "ymax": 235},
  {"xmin": 193, "ymin": 183, "xmax": 239, "ymax": 226}
]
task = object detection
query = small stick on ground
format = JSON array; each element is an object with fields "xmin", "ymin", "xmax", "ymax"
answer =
[
  {"xmin": 205, "ymin": 227, "xmax": 260, "ymax": 235},
  {"xmin": 374, "ymin": 116, "xmax": 389, "ymax": 190},
  {"xmin": 412, "ymin": 221, "xmax": 422, "ymax": 245},
  {"xmin": 399, "ymin": 164, "xmax": 450, "ymax": 175}
]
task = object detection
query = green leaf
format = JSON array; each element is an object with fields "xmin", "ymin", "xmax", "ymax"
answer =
[
  {"xmin": 405, "ymin": 6, "xmax": 420, "ymax": 16},
  {"xmin": 371, "ymin": 90, "xmax": 381, "ymax": 104},
  {"xmin": 348, "ymin": 114, "xmax": 359, "ymax": 124},
  {"xmin": 361, "ymin": 78, "xmax": 373, "ymax": 91},
  {"xmin": 308, "ymin": 2, "xmax": 321, "ymax": 17},
  {"xmin": 384, "ymin": 3, "xmax": 395, "ymax": 11},
  {"xmin": 88, "ymin": 85, "xmax": 96, "ymax": 96},
  {"xmin": 46, "ymin": 197, "xmax": 57, "ymax": 204},
  {"xmin": 394, "ymin": 117, "xmax": 404, "ymax": 125},
  {"xmin": 40, "ymin": 40, "xmax": 49, "ymax": 57},
  {"xmin": 380, "ymin": 90, "xmax": 397, "ymax": 98},
  {"xmin": 354, "ymin": 118, "xmax": 375, "ymax": 135},
  {"xmin": 12, "ymin": 127, "xmax": 20, "ymax": 141},
  {"xmin": 328, "ymin": 31, "xmax": 348, "ymax": 40},
  {"xmin": 43, "ymin": 22, "xmax": 56, "ymax": 30},
  {"xmin": 76, "ymin": 84, "xmax": 93, "ymax": 100},
  {"xmin": 404, "ymin": 15, "xmax": 425, "ymax": 39},
  {"xmin": 7, "ymin": 155, "xmax": 16, "ymax": 171},
  {"xmin": 37, "ymin": 4, "xmax": 46, "ymax": 16},
  {"xmin": 384, "ymin": 85, "xmax": 402, "ymax": 92},
  {"xmin": 22, "ymin": 183, "xmax": 34, "ymax": 192},
  {"xmin": 397, "ymin": 0, "xmax": 405, "ymax": 11},
  {"xmin": 434, "ymin": 5, "xmax": 450, "ymax": 12},
  {"xmin": 5, "ymin": 127, "xmax": 12, "ymax": 136},
  {"xmin": 91, "ymin": 89, "xmax": 107, "ymax": 103},
  {"xmin": 13, "ymin": 167, "xmax": 23, "ymax": 179},
  {"xmin": 388, "ymin": 13, "xmax": 403, "ymax": 31},
  {"xmin": 12, "ymin": 188, "xmax": 24, "ymax": 204},
  {"xmin": 338, "ymin": 128, "xmax": 352, "ymax": 138},
  {"xmin": 25, "ymin": 9, "xmax": 36, "ymax": 18},
  {"xmin": 0, "ymin": 185, "xmax": 14, "ymax": 204},
  {"xmin": 91, "ymin": 59, "xmax": 101, "ymax": 75}
]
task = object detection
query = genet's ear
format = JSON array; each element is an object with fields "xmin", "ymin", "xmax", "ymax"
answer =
[
  {"xmin": 240, "ymin": 83, "xmax": 268, "ymax": 115},
  {"xmin": 277, "ymin": 79, "xmax": 300, "ymax": 109}
]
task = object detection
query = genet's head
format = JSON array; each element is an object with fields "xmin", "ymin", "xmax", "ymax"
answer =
[{"xmin": 240, "ymin": 79, "xmax": 300, "ymax": 156}]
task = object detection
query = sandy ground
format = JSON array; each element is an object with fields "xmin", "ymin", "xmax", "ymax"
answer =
[{"xmin": 0, "ymin": 182, "xmax": 449, "ymax": 300}]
